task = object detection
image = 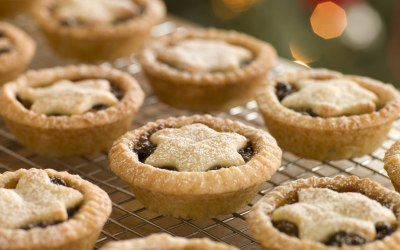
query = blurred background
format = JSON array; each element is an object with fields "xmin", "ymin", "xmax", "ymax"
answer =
[{"xmin": 165, "ymin": 0, "xmax": 400, "ymax": 86}]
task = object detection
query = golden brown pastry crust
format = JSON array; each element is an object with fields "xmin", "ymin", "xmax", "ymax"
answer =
[
  {"xmin": 256, "ymin": 68, "xmax": 400, "ymax": 160},
  {"xmin": 140, "ymin": 28, "xmax": 277, "ymax": 111},
  {"xmin": 33, "ymin": 0, "xmax": 165, "ymax": 61},
  {"xmin": 0, "ymin": 168, "xmax": 112, "ymax": 250},
  {"xmin": 384, "ymin": 141, "xmax": 400, "ymax": 192},
  {"xmin": 0, "ymin": 65, "xmax": 145, "ymax": 156},
  {"xmin": 247, "ymin": 175, "xmax": 400, "ymax": 250},
  {"xmin": 100, "ymin": 233, "xmax": 238, "ymax": 250},
  {"xmin": 0, "ymin": 22, "xmax": 35, "ymax": 85},
  {"xmin": 109, "ymin": 115, "xmax": 282, "ymax": 219}
]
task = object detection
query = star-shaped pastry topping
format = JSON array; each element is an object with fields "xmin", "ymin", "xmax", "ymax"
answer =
[
  {"xmin": 272, "ymin": 188, "xmax": 396, "ymax": 242},
  {"xmin": 54, "ymin": 0, "xmax": 140, "ymax": 25},
  {"xmin": 144, "ymin": 123, "xmax": 248, "ymax": 172},
  {"xmin": 0, "ymin": 169, "xmax": 83, "ymax": 229},
  {"xmin": 281, "ymin": 78, "xmax": 378, "ymax": 117},
  {"xmin": 158, "ymin": 39, "xmax": 252, "ymax": 73},
  {"xmin": 18, "ymin": 79, "xmax": 119, "ymax": 115}
]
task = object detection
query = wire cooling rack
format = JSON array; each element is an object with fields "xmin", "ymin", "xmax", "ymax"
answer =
[{"xmin": 1, "ymin": 15, "xmax": 398, "ymax": 249}]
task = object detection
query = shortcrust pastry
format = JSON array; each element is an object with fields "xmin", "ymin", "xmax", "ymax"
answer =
[
  {"xmin": 100, "ymin": 233, "xmax": 238, "ymax": 250},
  {"xmin": 109, "ymin": 115, "xmax": 281, "ymax": 219},
  {"xmin": 0, "ymin": 22, "xmax": 35, "ymax": 85},
  {"xmin": 247, "ymin": 175, "xmax": 400, "ymax": 250},
  {"xmin": 0, "ymin": 65, "xmax": 144, "ymax": 156},
  {"xmin": 34, "ymin": 0, "xmax": 165, "ymax": 61},
  {"xmin": 256, "ymin": 69, "xmax": 400, "ymax": 160},
  {"xmin": 384, "ymin": 141, "xmax": 400, "ymax": 192},
  {"xmin": 0, "ymin": 168, "xmax": 111, "ymax": 250},
  {"xmin": 140, "ymin": 28, "xmax": 276, "ymax": 111}
]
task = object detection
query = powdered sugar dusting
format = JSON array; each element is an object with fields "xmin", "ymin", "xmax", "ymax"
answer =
[
  {"xmin": 158, "ymin": 39, "xmax": 252, "ymax": 73},
  {"xmin": 54, "ymin": 0, "xmax": 140, "ymax": 25},
  {"xmin": 272, "ymin": 188, "xmax": 396, "ymax": 242},
  {"xmin": 0, "ymin": 169, "xmax": 83, "ymax": 229},
  {"xmin": 144, "ymin": 123, "xmax": 248, "ymax": 172},
  {"xmin": 282, "ymin": 78, "xmax": 378, "ymax": 117},
  {"xmin": 18, "ymin": 79, "xmax": 118, "ymax": 115}
]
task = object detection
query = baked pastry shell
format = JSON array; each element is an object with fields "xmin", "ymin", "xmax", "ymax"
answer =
[
  {"xmin": 140, "ymin": 28, "xmax": 277, "ymax": 111},
  {"xmin": 0, "ymin": 22, "xmax": 36, "ymax": 85},
  {"xmin": 0, "ymin": 65, "xmax": 145, "ymax": 156},
  {"xmin": 247, "ymin": 175, "xmax": 400, "ymax": 250},
  {"xmin": 384, "ymin": 141, "xmax": 400, "ymax": 192},
  {"xmin": 0, "ymin": 168, "xmax": 112, "ymax": 250},
  {"xmin": 109, "ymin": 115, "xmax": 282, "ymax": 219},
  {"xmin": 100, "ymin": 233, "xmax": 238, "ymax": 250},
  {"xmin": 33, "ymin": 0, "xmax": 166, "ymax": 61},
  {"xmin": 256, "ymin": 69, "xmax": 400, "ymax": 160}
]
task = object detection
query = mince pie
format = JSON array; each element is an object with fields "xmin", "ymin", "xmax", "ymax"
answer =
[
  {"xmin": 33, "ymin": 0, "xmax": 165, "ymax": 61},
  {"xmin": 384, "ymin": 141, "xmax": 400, "ymax": 192},
  {"xmin": 100, "ymin": 233, "xmax": 238, "ymax": 250},
  {"xmin": 140, "ymin": 28, "xmax": 277, "ymax": 111},
  {"xmin": 256, "ymin": 69, "xmax": 400, "ymax": 160},
  {"xmin": 0, "ymin": 168, "xmax": 111, "ymax": 250},
  {"xmin": 0, "ymin": 65, "xmax": 144, "ymax": 156},
  {"xmin": 0, "ymin": 22, "xmax": 35, "ymax": 85},
  {"xmin": 247, "ymin": 175, "xmax": 400, "ymax": 250},
  {"xmin": 109, "ymin": 115, "xmax": 281, "ymax": 219}
]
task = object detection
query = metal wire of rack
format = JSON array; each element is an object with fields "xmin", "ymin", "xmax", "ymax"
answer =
[{"xmin": 0, "ymin": 15, "xmax": 399, "ymax": 250}]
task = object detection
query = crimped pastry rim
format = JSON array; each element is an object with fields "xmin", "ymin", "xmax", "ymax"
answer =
[
  {"xmin": 0, "ymin": 22, "xmax": 35, "ymax": 74},
  {"xmin": 140, "ymin": 28, "xmax": 277, "ymax": 85},
  {"xmin": 247, "ymin": 175, "xmax": 400, "ymax": 250},
  {"xmin": 33, "ymin": 0, "xmax": 165, "ymax": 39},
  {"xmin": 0, "ymin": 65, "xmax": 145, "ymax": 129},
  {"xmin": 100, "ymin": 233, "xmax": 238, "ymax": 250},
  {"xmin": 384, "ymin": 141, "xmax": 400, "ymax": 190},
  {"xmin": 109, "ymin": 115, "xmax": 282, "ymax": 196},
  {"xmin": 0, "ymin": 168, "xmax": 112, "ymax": 249},
  {"xmin": 256, "ymin": 68, "xmax": 400, "ymax": 131}
]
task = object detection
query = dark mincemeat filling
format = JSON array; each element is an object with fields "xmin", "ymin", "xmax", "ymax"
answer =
[
  {"xmin": 20, "ymin": 177, "xmax": 81, "ymax": 230},
  {"xmin": 272, "ymin": 204, "xmax": 396, "ymax": 247},
  {"xmin": 275, "ymin": 81, "xmax": 318, "ymax": 117},
  {"xmin": 16, "ymin": 80, "xmax": 124, "ymax": 116},
  {"xmin": 134, "ymin": 128, "xmax": 255, "ymax": 172},
  {"xmin": 275, "ymin": 80, "xmax": 382, "ymax": 117}
]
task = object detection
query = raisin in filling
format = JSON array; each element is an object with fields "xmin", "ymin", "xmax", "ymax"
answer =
[
  {"xmin": 272, "ymin": 220, "xmax": 299, "ymax": 237},
  {"xmin": 325, "ymin": 231, "xmax": 366, "ymax": 246},
  {"xmin": 135, "ymin": 140, "xmax": 157, "ymax": 163},
  {"xmin": 272, "ymin": 220, "xmax": 395, "ymax": 246},
  {"xmin": 20, "ymin": 177, "xmax": 80, "ymax": 230},
  {"xmin": 275, "ymin": 81, "xmax": 295, "ymax": 102},
  {"xmin": 50, "ymin": 176, "xmax": 67, "ymax": 186},
  {"xmin": 135, "ymin": 137, "xmax": 254, "ymax": 172}
]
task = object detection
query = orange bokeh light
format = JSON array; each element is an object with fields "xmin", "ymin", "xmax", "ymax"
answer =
[{"xmin": 310, "ymin": 1, "xmax": 347, "ymax": 39}]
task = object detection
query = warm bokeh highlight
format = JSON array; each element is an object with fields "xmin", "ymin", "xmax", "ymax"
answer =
[{"xmin": 310, "ymin": 1, "xmax": 347, "ymax": 39}]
